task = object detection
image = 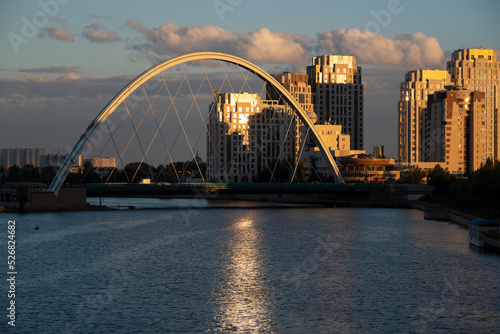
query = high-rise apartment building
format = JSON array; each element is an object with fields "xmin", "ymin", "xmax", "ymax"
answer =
[
  {"xmin": 398, "ymin": 48, "xmax": 500, "ymax": 171},
  {"xmin": 267, "ymin": 72, "xmax": 313, "ymax": 163},
  {"xmin": 424, "ymin": 88, "xmax": 486, "ymax": 174},
  {"xmin": 268, "ymin": 72, "xmax": 314, "ymax": 114},
  {"xmin": 307, "ymin": 55, "xmax": 364, "ymax": 150},
  {"xmin": 398, "ymin": 70, "xmax": 451, "ymax": 164},
  {"xmin": 446, "ymin": 48, "xmax": 500, "ymax": 160},
  {"xmin": 41, "ymin": 152, "xmax": 68, "ymax": 167},
  {"xmin": 0, "ymin": 148, "xmax": 46, "ymax": 168},
  {"xmin": 206, "ymin": 92, "xmax": 296, "ymax": 183}
]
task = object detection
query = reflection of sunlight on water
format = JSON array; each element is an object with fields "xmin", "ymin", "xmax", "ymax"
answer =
[{"xmin": 215, "ymin": 218, "xmax": 272, "ymax": 332}]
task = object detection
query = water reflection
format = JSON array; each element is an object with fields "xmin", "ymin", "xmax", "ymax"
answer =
[{"xmin": 214, "ymin": 218, "xmax": 272, "ymax": 332}]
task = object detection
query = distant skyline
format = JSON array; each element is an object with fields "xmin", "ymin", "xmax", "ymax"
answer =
[{"xmin": 1, "ymin": 0, "xmax": 499, "ymax": 158}]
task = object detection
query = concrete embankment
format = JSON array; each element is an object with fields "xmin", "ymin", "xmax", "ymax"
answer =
[
  {"xmin": 410, "ymin": 201, "xmax": 482, "ymax": 228},
  {"xmin": 411, "ymin": 201, "xmax": 500, "ymax": 252}
]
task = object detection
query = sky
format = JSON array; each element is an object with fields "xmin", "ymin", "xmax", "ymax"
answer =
[{"xmin": 1, "ymin": 0, "xmax": 499, "ymax": 160}]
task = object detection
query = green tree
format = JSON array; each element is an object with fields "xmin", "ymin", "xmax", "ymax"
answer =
[
  {"xmin": 40, "ymin": 166, "xmax": 59, "ymax": 185},
  {"xmin": 294, "ymin": 160, "xmax": 306, "ymax": 183},
  {"xmin": 474, "ymin": 158, "xmax": 500, "ymax": 177},
  {"xmin": 80, "ymin": 162, "xmax": 100, "ymax": 183},
  {"xmin": 427, "ymin": 164, "xmax": 453, "ymax": 194},
  {"xmin": 401, "ymin": 166, "xmax": 427, "ymax": 184},
  {"xmin": 22, "ymin": 164, "xmax": 38, "ymax": 182},
  {"xmin": 7, "ymin": 165, "xmax": 20, "ymax": 182}
]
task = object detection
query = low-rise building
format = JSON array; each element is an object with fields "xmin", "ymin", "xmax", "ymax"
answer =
[{"xmin": 339, "ymin": 154, "xmax": 400, "ymax": 182}]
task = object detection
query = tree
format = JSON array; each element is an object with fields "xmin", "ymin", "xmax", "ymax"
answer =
[
  {"xmin": 427, "ymin": 164, "xmax": 452, "ymax": 194},
  {"xmin": 294, "ymin": 160, "xmax": 306, "ymax": 183},
  {"xmin": 7, "ymin": 165, "xmax": 20, "ymax": 182},
  {"xmin": 401, "ymin": 166, "xmax": 427, "ymax": 184},
  {"xmin": 474, "ymin": 158, "xmax": 500, "ymax": 178},
  {"xmin": 40, "ymin": 166, "xmax": 59, "ymax": 184},
  {"xmin": 22, "ymin": 164, "xmax": 38, "ymax": 182},
  {"xmin": 80, "ymin": 162, "xmax": 100, "ymax": 183}
]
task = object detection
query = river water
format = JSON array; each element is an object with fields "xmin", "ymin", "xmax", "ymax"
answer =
[{"xmin": 2, "ymin": 198, "xmax": 499, "ymax": 333}]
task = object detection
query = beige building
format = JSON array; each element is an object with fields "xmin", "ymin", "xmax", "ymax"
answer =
[
  {"xmin": 206, "ymin": 92, "xmax": 296, "ymax": 183},
  {"xmin": 307, "ymin": 55, "xmax": 364, "ymax": 150},
  {"xmin": 399, "ymin": 48, "xmax": 500, "ymax": 169},
  {"xmin": 267, "ymin": 72, "xmax": 313, "ymax": 164},
  {"xmin": 446, "ymin": 48, "xmax": 500, "ymax": 160},
  {"xmin": 79, "ymin": 156, "xmax": 116, "ymax": 168},
  {"xmin": 269, "ymin": 72, "xmax": 313, "ymax": 114},
  {"xmin": 424, "ymin": 88, "xmax": 487, "ymax": 174},
  {"xmin": 300, "ymin": 123, "xmax": 353, "ymax": 179},
  {"xmin": 398, "ymin": 69, "xmax": 451, "ymax": 164}
]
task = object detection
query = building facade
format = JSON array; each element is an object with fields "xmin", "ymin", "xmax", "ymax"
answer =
[
  {"xmin": 398, "ymin": 69, "xmax": 451, "ymax": 164},
  {"xmin": 267, "ymin": 72, "xmax": 313, "ymax": 163},
  {"xmin": 268, "ymin": 72, "xmax": 313, "ymax": 114},
  {"xmin": 398, "ymin": 48, "xmax": 500, "ymax": 171},
  {"xmin": 307, "ymin": 55, "xmax": 364, "ymax": 150},
  {"xmin": 339, "ymin": 154, "xmax": 400, "ymax": 183},
  {"xmin": 41, "ymin": 152, "xmax": 69, "ymax": 167},
  {"xmin": 300, "ymin": 123, "xmax": 352, "ymax": 179},
  {"xmin": 77, "ymin": 155, "xmax": 116, "ymax": 168},
  {"xmin": 446, "ymin": 48, "xmax": 500, "ymax": 160},
  {"xmin": 424, "ymin": 88, "xmax": 487, "ymax": 174},
  {"xmin": 0, "ymin": 148, "xmax": 46, "ymax": 168},
  {"xmin": 206, "ymin": 92, "xmax": 296, "ymax": 183}
]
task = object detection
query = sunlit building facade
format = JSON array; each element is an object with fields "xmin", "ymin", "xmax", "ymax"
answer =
[
  {"xmin": 300, "ymin": 123, "xmax": 352, "ymax": 179},
  {"xmin": 207, "ymin": 92, "xmax": 296, "ymax": 183},
  {"xmin": 77, "ymin": 155, "xmax": 116, "ymax": 168},
  {"xmin": 398, "ymin": 69, "xmax": 451, "ymax": 164},
  {"xmin": 424, "ymin": 88, "xmax": 487, "ymax": 174},
  {"xmin": 307, "ymin": 55, "xmax": 364, "ymax": 150},
  {"xmin": 267, "ymin": 72, "xmax": 313, "ymax": 162},
  {"xmin": 0, "ymin": 148, "xmax": 46, "ymax": 168},
  {"xmin": 446, "ymin": 48, "xmax": 500, "ymax": 160}
]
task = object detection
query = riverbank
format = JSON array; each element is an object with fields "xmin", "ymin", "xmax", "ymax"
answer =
[
  {"xmin": 411, "ymin": 201, "xmax": 500, "ymax": 253},
  {"xmin": 409, "ymin": 201, "xmax": 482, "ymax": 228},
  {"xmin": 0, "ymin": 200, "xmax": 326, "ymax": 213}
]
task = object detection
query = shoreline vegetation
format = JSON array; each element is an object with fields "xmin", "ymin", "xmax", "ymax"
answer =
[{"xmin": 1, "ymin": 159, "xmax": 499, "ymax": 222}]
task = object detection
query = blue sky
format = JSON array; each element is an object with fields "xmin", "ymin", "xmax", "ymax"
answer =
[{"xmin": 1, "ymin": 0, "xmax": 499, "ymax": 159}]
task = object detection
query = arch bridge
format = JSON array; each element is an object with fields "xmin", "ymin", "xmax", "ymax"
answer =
[{"xmin": 49, "ymin": 52, "xmax": 344, "ymax": 195}]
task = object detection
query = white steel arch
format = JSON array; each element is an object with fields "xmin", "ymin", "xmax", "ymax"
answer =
[{"xmin": 49, "ymin": 52, "xmax": 344, "ymax": 195}]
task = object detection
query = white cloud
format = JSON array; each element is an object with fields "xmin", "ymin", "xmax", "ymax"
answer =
[
  {"xmin": 317, "ymin": 29, "xmax": 445, "ymax": 67},
  {"xmin": 83, "ymin": 23, "xmax": 121, "ymax": 43},
  {"xmin": 44, "ymin": 26, "xmax": 74, "ymax": 42},
  {"xmin": 125, "ymin": 22, "xmax": 446, "ymax": 70},
  {"xmin": 126, "ymin": 21, "xmax": 311, "ymax": 68}
]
